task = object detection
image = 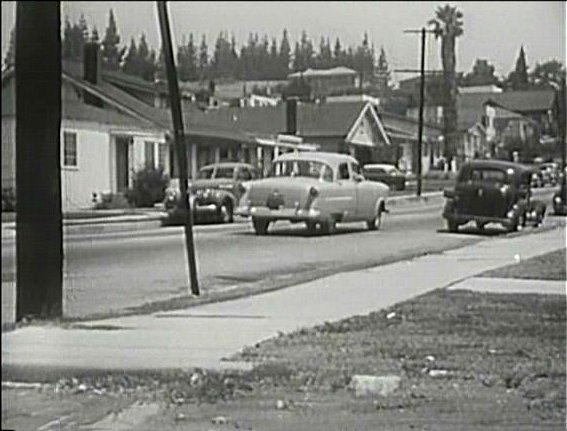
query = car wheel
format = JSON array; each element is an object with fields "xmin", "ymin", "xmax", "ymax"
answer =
[
  {"xmin": 252, "ymin": 217, "xmax": 269, "ymax": 235},
  {"xmin": 305, "ymin": 221, "xmax": 318, "ymax": 234},
  {"xmin": 367, "ymin": 207, "xmax": 383, "ymax": 231},
  {"xmin": 510, "ymin": 213, "xmax": 526, "ymax": 232},
  {"xmin": 217, "ymin": 200, "xmax": 233, "ymax": 224},
  {"xmin": 447, "ymin": 220, "xmax": 459, "ymax": 233},
  {"xmin": 320, "ymin": 219, "xmax": 336, "ymax": 235}
]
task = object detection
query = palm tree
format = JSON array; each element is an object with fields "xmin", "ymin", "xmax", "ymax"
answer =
[{"xmin": 429, "ymin": 4, "xmax": 464, "ymax": 169}]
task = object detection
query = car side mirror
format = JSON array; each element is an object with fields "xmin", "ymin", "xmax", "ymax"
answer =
[{"xmin": 353, "ymin": 174, "xmax": 364, "ymax": 183}]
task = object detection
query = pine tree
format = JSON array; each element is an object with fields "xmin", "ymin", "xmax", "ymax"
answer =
[
  {"xmin": 121, "ymin": 37, "xmax": 139, "ymax": 75},
  {"xmin": 279, "ymin": 29, "xmax": 291, "ymax": 78},
  {"xmin": 91, "ymin": 26, "xmax": 99, "ymax": 44},
  {"xmin": 102, "ymin": 9, "xmax": 122, "ymax": 71},
  {"xmin": 333, "ymin": 37, "xmax": 344, "ymax": 67},
  {"xmin": 507, "ymin": 46, "xmax": 529, "ymax": 90},
  {"xmin": 3, "ymin": 28, "xmax": 15, "ymax": 69},
  {"xmin": 78, "ymin": 14, "xmax": 89, "ymax": 44},
  {"xmin": 198, "ymin": 35, "xmax": 209, "ymax": 80},
  {"xmin": 62, "ymin": 17, "xmax": 73, "ymax": 58},
  {"xmin": 376, "ymin": 46, "xmax": 391, "ymax": 95}
]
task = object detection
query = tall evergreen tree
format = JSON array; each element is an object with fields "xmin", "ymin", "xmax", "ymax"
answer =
[
  {"xmin": 91, "ymin": 26, "xmax": 99, "ymax": 44},
  {"xmin": 375, "ymin": 46, "xmax": 391, "ymax": 94},
  {"xmin": 101, "ymin": 9, "xmax": 123, "ymax": 71},
  {"xmin": 62, "ymin": 17, "xmax": 73, "ymax": 58},
  {"xmin": 278, "ymin": 29, "xmax": 291, "ymax": 78},
  {"xmin": 333, "ymin": 37, "xmax": 345, "ymax": 67},
  {"xmin": 198, "ymin": 35, "xmax": 209, "ymax": 80},
  {"xmin": 507, "ymin": 46, "xmax": 529, "ymax": 90},
  {"xmin": 3, "ymin": 28, "xmax": 15, "ymax": 69},
  {"xmin": 121, "ymin": 37, "xmax": 139, "ymax": 75}
]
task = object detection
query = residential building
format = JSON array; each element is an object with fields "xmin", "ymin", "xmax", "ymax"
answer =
[{"xmin": 287, "ymin": 67, "xmax": 359, "ymax": 98}]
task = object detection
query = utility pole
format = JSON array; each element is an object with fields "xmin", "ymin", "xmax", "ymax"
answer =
[
  {"xmin": 15, "ymin": 2, "xmax": 63, "ymax": 320},
  {"xmin": 395, "ymin": 28, "xmax": 438, "ymax": 197},
  {"xmin": 560, "ymin": 76, "xmax": 566, "ymax": 171},
  {"xmin": 157, "ymin": 1, "xmax": 199, "ymax": 295}
]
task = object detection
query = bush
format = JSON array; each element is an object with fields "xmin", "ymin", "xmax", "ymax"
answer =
[
  {"xmin": 93, "ymin": 193, "xmax": 132, "ymax": 210},
  {"xmin": 125, "ymin": 166, "xmax": 170, "ymax": 208},
  {"xmin": 2, "ymin": 187, "xmax": 16, "ymax": 212}
]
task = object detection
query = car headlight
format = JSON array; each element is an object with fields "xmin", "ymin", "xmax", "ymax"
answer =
[{"xmin": 555, "ymin": 196, "xmax": 562, "ymax": 204}]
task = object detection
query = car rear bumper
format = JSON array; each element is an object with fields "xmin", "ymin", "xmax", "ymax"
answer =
[
  {"xmin": 442, "ymin": 212, "xmax": 515, "ymax": 227},
  {"xmin": 236, "ymin": 206, "xmax": 322, "ymax": 221}
]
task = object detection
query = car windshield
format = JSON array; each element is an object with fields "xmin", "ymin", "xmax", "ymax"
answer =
[
  {"xmin": 214, "ymin": 167, "xmax": 235, "ymax": 179},
  {"xmin": 197, "ymin": 167, "xmax": 214, "ymax": 179},
  {"xmin": 270, "ymin": 160, "xmax": 333, "ymax": 182}
]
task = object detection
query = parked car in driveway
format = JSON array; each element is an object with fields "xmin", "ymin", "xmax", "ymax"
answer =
[
  {"xmin": 552, "ymin": 177, "xmax": 567, "ymax": 215},
  {"xmin": 164, "ymin": 162, "xmax": 259, "ymax": 224},
  {"xmin": 442, "ymin": 159, "xmax": 542, "ymax": 233},
  {"xmin": 363, "ymin": 163, "xmax": 406, "ymax": 190},
  {"xmin": 235, "ymin": 152, "xmax": 389, "ymax": 235}
]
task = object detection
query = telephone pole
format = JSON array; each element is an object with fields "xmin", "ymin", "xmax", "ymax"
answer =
[
  {"xmin": 157, "ymin": 1, "xmax": 200, "ymax": 295},
  {"xmin": 15, "ymin": 2, "xmax": 63, "ymax": 320},
  {"xmin": 395, "ymin": 28, "xmax": 438, "ymax": 197}
]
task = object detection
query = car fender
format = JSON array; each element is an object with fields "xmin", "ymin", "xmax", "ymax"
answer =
[{"xmin": 212, "ymin": 190, "xmax": 236, "ymax": 208}]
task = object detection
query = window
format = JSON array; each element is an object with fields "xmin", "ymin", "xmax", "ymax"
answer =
[
  {"xmin": 350, "ymin": 162, "xmax": 362, "ymax": 176},
  {"xmin": 63, "ymin": 132, "xmax": 77, "ymax": 167},
  {"xmin": 237, "ymin": 168, "xmax": 252, "ymax": 180},
  {"xmin": 270, "ymin": 160, "xmax": 333, "ymax": 182},
  {"xmin": 145, "ymin": 141, "xmax": 155, "ymax": 168},
  {"xmin": 215, "ymin": 167, "xmax": 235, "ymax": 179},
  {"xmin": 338, "ymin": 163, "xmax": 350, "ymax": 180},
  {"xmin": 158, "ymin": 143, "xmax": 167, "ymax": 169}
]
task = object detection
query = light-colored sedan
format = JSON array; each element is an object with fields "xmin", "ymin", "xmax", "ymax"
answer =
[{"xmin": 235, "ymin": 152, "xmax": 389, "ymax": 235}]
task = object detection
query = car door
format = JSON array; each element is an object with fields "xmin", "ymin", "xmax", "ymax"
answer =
[
  {"xmin": 333, "ymin": 162, "xmax": 357, "ymax": 220},
  {"xmin": 351, "ymin": 161, "xmax": 371, "ymax": 219}
]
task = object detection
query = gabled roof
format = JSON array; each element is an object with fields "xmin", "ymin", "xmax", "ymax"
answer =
[{"xmin": 492, "ymin": 90, "xmax": 556, "ymax": 113}]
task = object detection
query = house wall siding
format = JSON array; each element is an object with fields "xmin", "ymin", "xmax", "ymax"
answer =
[{"xmin": 61, "ymin": 123, "xmax": 112, "ymax": 211}]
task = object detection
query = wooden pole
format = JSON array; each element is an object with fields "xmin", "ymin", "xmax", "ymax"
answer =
[
  {"xmin": 417, "ymin": 28, "xmax": 426, "ymax": 197},
  {"xmin": 15, "ymin": 2, "xmax": 63, "ymax": 320},
  {"xmin": 156, "ymin": 1, "xmax": 199, "ymax": 295}
]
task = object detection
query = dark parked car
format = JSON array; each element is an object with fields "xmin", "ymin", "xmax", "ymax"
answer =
[
  {"xmin": 164, "ymin": 162, "xmax": 259, "ymax": 224},
  {"xmin": 442, "ymin": 160, "xmax": 539, "ymax": 233},
  {"xmin": 363, "ymin": 163, "xmax": 406, "ymax": 191},
  {"xmin": 552, "ymin": 178, "xmax": 567, "ymax": 215}
]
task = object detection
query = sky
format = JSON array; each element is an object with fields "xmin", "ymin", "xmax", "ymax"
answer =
[{"xmin": 2, "ymin": 1, "xmax": 565, "ymax": 83}]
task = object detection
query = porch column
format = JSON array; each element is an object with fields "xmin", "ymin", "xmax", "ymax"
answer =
[
  {"xmin": 214, "ymin": 146, "xmax": 220, "ymax": 164},
  {"xmin": 191, "ymin": 142, "xmax": 198, "ymax": 180}
]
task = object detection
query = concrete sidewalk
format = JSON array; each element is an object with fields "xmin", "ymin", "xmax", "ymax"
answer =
[{"xmin": 2, "ymin": 224, "xmax": 564, "ymax": 379}]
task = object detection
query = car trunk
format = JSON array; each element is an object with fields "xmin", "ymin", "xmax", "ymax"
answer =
[
  {"xmin": 455, "ymin": 182, "xmax": 509, "ymax": 217},
  {"xmin": 247, "ymin": 177, "xmax": 318, "ymax": 209}
]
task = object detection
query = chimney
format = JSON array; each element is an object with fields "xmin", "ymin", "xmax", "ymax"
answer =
[
  {"xmin": 83, "ymin": 42, "xmax": 102, "ymax": 107},
  {"xmin": 286, "ymin": 98, "xmax": 297, "ymax": 135}
]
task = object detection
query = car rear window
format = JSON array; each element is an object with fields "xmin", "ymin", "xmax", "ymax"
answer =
[
  {"xmin": 459, "ymin": 168, "xmax": 507, "ymax": 184},
  {"xmin": 214, "ymin": 167, "xmax": 235, "ymax": 179},
  {"xmin": 270, "ymin": 160, "xmax": 333, "ymax": 182}
]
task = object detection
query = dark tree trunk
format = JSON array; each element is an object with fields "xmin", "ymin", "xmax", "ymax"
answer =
[{"xmin": 15, "ymin": 2, "xmax": 63, "ymax": 320}]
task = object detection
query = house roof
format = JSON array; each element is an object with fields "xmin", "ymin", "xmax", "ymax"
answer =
[
  {"xmin": 180, "ymin": 101, "xmax": 368, "ymax": 138},
  {"xmin": 288, "ymin": 67, "xmax": 358, "ymax": 79},
  {"xmin": 491, "ymin": 90, "xmax": 556, "ymax": 113}
]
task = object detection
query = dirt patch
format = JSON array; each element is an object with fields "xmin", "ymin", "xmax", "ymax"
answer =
[{"xmin": 480, "ymin": 248, "xmax": 566, "ymax": 280}]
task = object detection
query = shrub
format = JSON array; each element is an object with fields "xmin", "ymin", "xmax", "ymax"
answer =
[
  {"xmin": 93, "ymin": 193, "xmax": 132, "ymax": 210},
  {"xmin": 2, "ymin": 187, "xmax": 16, "ymax": 212},
  {"xmin": 125, "ymin": 166, "xmax": 170, "ymax": 208}
]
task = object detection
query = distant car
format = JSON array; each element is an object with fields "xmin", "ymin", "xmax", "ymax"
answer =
[
  {"xmin": 164, "ymin": 162, "xmax": 259, "ymax": 224},
  {"xmin": 539, "ymin": 162, "xmax": 560, "ymax": 186},
  {"xmin": 552, "ymin": 178, "xmax": 567, "ymax": 215},
  {"xmin": 363, "ymin": 163, "xmax": 406, "ymax": 191},
  {"xmin": 235, "ymin": 152, "xmax": 389, "ymax": 235},
  {"xmin": 442, "ymin": 160, "xmax": 537, "ymax": 233}
]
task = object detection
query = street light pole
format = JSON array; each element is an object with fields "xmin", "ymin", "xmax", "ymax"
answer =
[{"xmin": 157, "ymin": 1, "xmax": 199, "ymax": 296}]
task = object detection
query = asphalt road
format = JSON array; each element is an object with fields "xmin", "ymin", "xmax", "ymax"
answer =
[{"xmin": 1, "ymin": 189, "xmax": 557, "ymax": 320}]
